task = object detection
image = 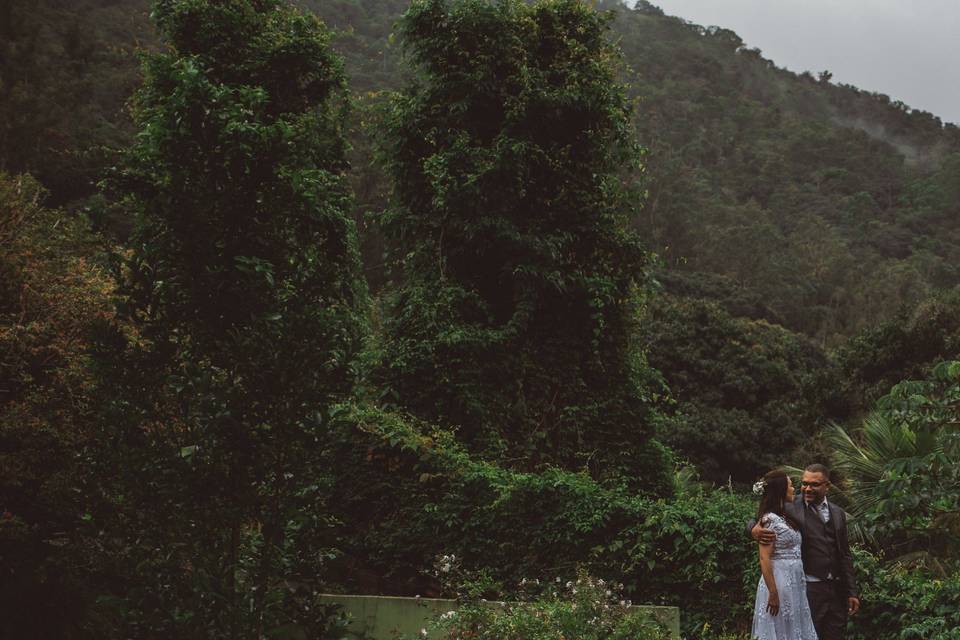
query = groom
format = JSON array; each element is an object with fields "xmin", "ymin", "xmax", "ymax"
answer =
[{"xmin": 749, "ymin": 464, "xmax": 860, "ymax": 640}]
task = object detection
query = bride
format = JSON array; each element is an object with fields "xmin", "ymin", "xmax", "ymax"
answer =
[{"xmin": 752, "ymin": 469, "xmax": 818, "ymax": 640}]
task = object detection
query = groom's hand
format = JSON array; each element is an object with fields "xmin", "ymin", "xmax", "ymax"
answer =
[
  {"xmin": 751, "ymin": 523, "xmax": 775, "ymax": 545},
  {"xmin": 848, "ymin": 596, "xmax": 860, "ymax": 615}
]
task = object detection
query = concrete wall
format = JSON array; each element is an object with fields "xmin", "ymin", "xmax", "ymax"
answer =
[{"xmin": 319, "ymin": 593, "xmax": 680, "ymax": 639}]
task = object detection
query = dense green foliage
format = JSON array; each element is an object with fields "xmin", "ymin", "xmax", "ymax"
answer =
[
  {"xmin": 9, "ymin": 0, "xmax": 957, "ymax": 486},
  {"xmin": 818, "ymin": 362, "xmax": 960, "ymax": 640},
  {"xmin": 9, "ymin": 0, "xmax": 960, "ymax": 346},
  {"xmin": 0, "ymin": 0, "xmax": 154, "ymax": 206},
  {"xmin": 0, "ymin": 173, "xmax": 114, "ymax": 637},
  {"xmin": 837, "ymin": 289, "xmax": 960, "ymax": 412},
  {"xmin": 4, "ymin": 0, "xmax": 960, "ymax": 638},
  {"xmin": 851, "ymin": 548, "xmax": 960, "ymax": 640},
  {"xmin": 830, "ymin": 361, "xmax": 960, "ymax": 566},
  {"xmin": 374, "ymin": 0, "xmax": 670, "ymax": 484},
  {"xmin": 642, "ymin": 293, "xmax": 842, "ymax": 483},
  {"xmin": 92, "ymin": 1, "xmax": 367, "ymax": 635},
  {"xmin": 325, "ymin": 403, "xmax": 756, "ymax": 636}
]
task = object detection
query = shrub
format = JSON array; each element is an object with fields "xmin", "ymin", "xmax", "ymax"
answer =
[
  {"xmin": 642, "ymin": 293, "xmax": 841, "ymax": 484},
  {"xmin": 828, "ymin": 360, "xmax": 960, "ymax": 563},
  {"xmin": 422, "ymin": 570, "xmax": 670, "ymax": 640},
  {"xmin": 0, "ymin": 173, "xmax": 117, "ymax": 638},
  {"xmin": 848, "ymin": 548, "xmax": 960, "ymax": 640},
  {"xmin": 327, "ymin": 404, "xmax": 758, "ymax": 637}
]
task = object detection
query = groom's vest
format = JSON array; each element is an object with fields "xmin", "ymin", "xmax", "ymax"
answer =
[{"xmin": 801, "ymin": 501, "xmax": 842, "ymax": 580}]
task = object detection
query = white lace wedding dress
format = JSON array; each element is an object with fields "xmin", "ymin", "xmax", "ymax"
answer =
[{"xmin": 751, "ymin": 513, "xmax": 818, "ymax": 640}]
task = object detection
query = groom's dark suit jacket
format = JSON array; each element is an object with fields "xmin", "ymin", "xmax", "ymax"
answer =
[{"xmin": 748, "ymin": 497, "xmax": 859, "ymax": 599}]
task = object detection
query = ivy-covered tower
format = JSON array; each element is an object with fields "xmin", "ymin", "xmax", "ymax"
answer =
[
  {"xmin": 378, "ymin": 0, "xmax": 671, "ymax": 489},
  {"xmin": 99, "ymin": 0, "xmax": 367, "ymax": 633}
]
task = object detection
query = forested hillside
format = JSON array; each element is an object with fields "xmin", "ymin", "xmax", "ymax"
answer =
[
  {"xmin": 4, "ymin": 0, "xmax": 959, "ymax": 345},
  {"xmin": 615, "ymin": 1, "xmax": 960, "ymax": 345},
  {"xmin": 2, "ymin": 1, "xmax": 960, "ymax": 638},
  {"xmin": 0, "ymin": 0, "xmax": 153, "ymax": 202}
]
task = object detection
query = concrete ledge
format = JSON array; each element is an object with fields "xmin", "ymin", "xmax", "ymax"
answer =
[{"xmin": 320, "ymin": 593, "xmax": 680, "ymax": 639}]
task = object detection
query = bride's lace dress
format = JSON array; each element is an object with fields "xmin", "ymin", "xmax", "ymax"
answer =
[{"xmin": 751, "ymin": 513, "xmax": 818, "ymax": 640}]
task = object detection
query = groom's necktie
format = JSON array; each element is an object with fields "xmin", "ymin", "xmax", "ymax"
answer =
[
  {"xmin": 803, "ymin": 499, "xmax": 836, "ymax": 583},
  {"xmin": 806, "ymin": 498, "xmax": 829, "ymax": 523}
]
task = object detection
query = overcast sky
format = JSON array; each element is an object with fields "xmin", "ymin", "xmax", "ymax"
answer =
[{"xmin": 651, "ymin": 0, "xmax": 960, "ymax": 125}]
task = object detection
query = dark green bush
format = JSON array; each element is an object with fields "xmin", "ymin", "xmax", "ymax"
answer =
[
  {"xmin": 849, "ymin": 549, "xmax": 960, "ymax": 640},
  {"xmin": 642, "ymin": 293, "xmax": 842, "ymax": 484},
  {"xmin": 327, "ymin": 404, "xmax": 757, "ymax": 637}
]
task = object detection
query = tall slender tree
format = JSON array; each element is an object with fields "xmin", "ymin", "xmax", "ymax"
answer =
[
  {"xmin": 97, "ymin": 1, "xmax": 366, "ymax": 635},
  {"xmin": 377, "ymin": 0, "xmax": 670, "ymax": 489}
]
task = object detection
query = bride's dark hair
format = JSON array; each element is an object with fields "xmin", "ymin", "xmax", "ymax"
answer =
[{"xmin": 756, "ymin": 469, "xmax": 800, "ymax": 529}]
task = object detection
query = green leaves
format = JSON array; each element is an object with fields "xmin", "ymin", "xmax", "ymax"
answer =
[
  {"xmin": 97, "ymin": 1, "xmax": 368, "ymax": 635},
  {"xmin": 849, "ymin": 548, "xmax": 960, "ymax": 640},
  {"xmin": 829, "ymin": 360, "xmax": 960, "ymax": 568},
  {"xmin": 376, "ymin": 0, "xmax": 668, "ymax": 488},
  {"xmin": 641, "ymin": 292, "xmax": 838, "ymax": 483},
  {"xmin": 325, "ymin": 404, "xmax": 753, "ymax": 636},
  {"xmin": 234, "ymin": 255, "xmax": 276, "ymax": 288}
]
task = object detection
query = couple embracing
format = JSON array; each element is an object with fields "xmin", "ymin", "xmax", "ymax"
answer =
[{"xmin": 748, "ymin": 464, "xmax": 860, "ymax": 640}]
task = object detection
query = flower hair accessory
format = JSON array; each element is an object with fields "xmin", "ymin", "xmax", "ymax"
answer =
[{"xmin": 752, "ymin": 480, "xmax": 766, "ymax": 495}]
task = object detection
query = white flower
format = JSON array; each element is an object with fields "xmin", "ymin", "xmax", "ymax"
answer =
[
  {"xmin": 753, "ymin": 480, "xmax": 766, "ymax": 495},
  {"xmin": 420, "ymin": 628, "xmax": 428, "ymax": 637}
]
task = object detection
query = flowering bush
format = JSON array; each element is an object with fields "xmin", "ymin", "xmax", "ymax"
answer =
[{"xmin": 420, "ymin": 570, "xmax": 670, "ymax": 640}]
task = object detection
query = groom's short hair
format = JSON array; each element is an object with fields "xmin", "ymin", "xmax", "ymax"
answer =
[{"xmin": 805, "ymin": 463, "xmax": 830, "ymax": 479}]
